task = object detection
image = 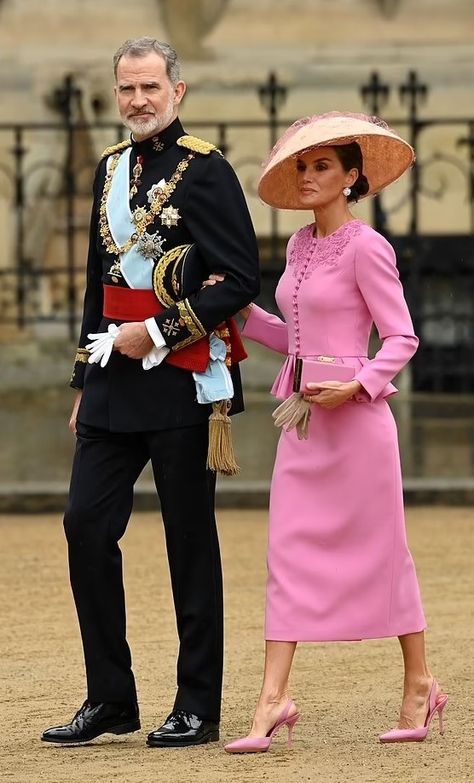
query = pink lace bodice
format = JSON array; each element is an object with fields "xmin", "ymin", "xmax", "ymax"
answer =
[{"xmin": 288, "ymin": 219, "xmax": 364, "ymax": 279}]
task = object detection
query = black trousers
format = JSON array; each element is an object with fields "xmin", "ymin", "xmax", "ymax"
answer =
[{"xmin": 63, "ymin": 420, "xmax": 223, "ymax": 722}]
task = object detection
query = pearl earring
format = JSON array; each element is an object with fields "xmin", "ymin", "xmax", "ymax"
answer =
[{"xmin": 343, "ymin": 186, "xmax": 351, "ymax": 197}]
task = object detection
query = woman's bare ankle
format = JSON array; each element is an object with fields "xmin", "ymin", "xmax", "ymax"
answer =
[
  {"xmin": 403, "ymin": 673, "xmax": 432, "ymax": 693},
  {"xmin": 257, "ymin": 689, "xmax": 289, "ymax": 708}
]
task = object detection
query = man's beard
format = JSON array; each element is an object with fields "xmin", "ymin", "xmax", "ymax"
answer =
[{"xmin": 124, "ymin": 100, "xmax": 175, "ymax": 140}]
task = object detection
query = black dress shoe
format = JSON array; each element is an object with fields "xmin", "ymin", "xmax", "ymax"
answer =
[
  {"xmin": 147, "ymin": 710, "xmax": 219, "ymax": 747},
  {"xmin": 41, "ymin": 700, "xmax": 140, "ymax": 744}
]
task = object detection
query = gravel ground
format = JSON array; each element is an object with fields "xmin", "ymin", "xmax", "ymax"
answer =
[{"xmin": 1, "ymin": 507, "xmax": 473, "ymax": 783}]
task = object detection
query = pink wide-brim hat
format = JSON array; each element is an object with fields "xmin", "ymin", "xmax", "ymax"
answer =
[{"xmin": 258, "ymin": 111, "xmax": 415, "ymax": 210}]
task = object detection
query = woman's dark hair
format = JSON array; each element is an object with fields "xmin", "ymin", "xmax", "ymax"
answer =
[{"xmin": 332, "ymin": 142, "xmax": 370, "ymax": 202}]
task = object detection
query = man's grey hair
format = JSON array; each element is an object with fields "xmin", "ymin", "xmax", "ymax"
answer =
[{"xmin": 113, "ymin": 37, "xmax": 181, "ymax": 84}]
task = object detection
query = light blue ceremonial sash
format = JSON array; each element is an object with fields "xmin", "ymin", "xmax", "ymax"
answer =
[
  {"xmin": 193, "ymin": 335, "xmax": 234, "ymax": 402},
  {"xmin": 106, "ymin": 148, "xmax": 153, "ymax": 289}
]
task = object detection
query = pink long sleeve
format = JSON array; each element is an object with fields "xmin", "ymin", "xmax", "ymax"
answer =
[
  {"xmin": 353, "ymin": 233, "xmax": 418, "ymax": 401},
  {"xmin": 242, "ymin": 303, "xmax": 289, "ymax": 355}
]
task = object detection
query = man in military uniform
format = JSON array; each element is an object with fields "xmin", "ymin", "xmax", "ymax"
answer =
[{"xmin": 42, "ymin": 37, "xmax": 259, "ymax": 748}]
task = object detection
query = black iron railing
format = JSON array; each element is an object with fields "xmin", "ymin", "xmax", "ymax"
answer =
[{"xmin": 0, "ymin": 72, "xmax": 473, "ymax": 389}]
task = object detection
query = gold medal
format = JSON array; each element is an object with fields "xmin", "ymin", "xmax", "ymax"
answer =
[{"xmin": 129, "ymin": 155, "xmax": 143, "ymax": 199}]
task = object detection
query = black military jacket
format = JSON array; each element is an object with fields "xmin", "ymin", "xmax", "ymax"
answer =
[{"xmin": 72, "ymin": 117, "xmax": 260, "ymax": 432}]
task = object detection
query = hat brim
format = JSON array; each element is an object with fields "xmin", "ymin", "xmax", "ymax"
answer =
[{"xmin": 258, "ymin": 128, "xmax": 415, "ymax": 210}]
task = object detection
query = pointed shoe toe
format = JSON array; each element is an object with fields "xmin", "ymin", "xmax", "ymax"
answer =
[
  {"xmin": 224, "ymin": 736, "xmax": 271, "ymax": 754},
  {"xmin": 224, "ymin": 699, "xmax": 301, "ymax": 755},
  {"xmin": 379, "ymin": 726, "xmax": 428, "ymax": 743}
]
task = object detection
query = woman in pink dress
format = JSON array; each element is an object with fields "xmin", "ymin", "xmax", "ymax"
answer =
[{"xmin": 222, "ymin": 113, "xmax": 448, "ymax": 752}]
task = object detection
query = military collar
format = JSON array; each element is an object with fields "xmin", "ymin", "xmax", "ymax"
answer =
[{"xmin": 131, "ymin": 117, "xmax": 185, "ymax": 158}]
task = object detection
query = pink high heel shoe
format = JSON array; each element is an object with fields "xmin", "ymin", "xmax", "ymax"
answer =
[
  {"xmin": 379, "ymin": 679, "xmax": 448, "ymax": 743},
  {"xmin": 224, "ymin": 699, "xmax": 301, "ymax": 754}
]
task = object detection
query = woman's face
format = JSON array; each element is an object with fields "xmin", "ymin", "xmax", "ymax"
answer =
[{"xmin": 295, "ymin": 147, "xmax": 357, "ymax": 209}]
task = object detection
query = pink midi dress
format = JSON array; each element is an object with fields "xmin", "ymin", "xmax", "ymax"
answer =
[{"xmin": 243, "ymin": 219, "xmax": 426, "ymax": 642}]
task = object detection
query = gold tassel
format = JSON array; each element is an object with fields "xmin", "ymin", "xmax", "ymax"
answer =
[{"xmin": 207, "ymin": 400, "xmax": 240, "ymax": 476}]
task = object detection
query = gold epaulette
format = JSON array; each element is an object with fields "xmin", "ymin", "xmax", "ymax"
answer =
[
  {"xmin": 177, "ymin": 135, "xmax": 222, "ymax": 156},
  {"xmin": 101, "ymin": 139, "xmax": 132, "ymax": 159}
]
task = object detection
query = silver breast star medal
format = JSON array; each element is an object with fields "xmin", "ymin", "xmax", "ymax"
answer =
[
  {"xmin": 138, "ymin": 231, "xmax": 166, "ymax": 260},
  {"xmin": 161, "ymin": 205, "xmax": 181, "ymax": 227}
]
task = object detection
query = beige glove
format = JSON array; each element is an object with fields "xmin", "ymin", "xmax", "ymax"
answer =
[{"xmin": 272, "ymin": 393, "xmax": 312, "ymax": 440}]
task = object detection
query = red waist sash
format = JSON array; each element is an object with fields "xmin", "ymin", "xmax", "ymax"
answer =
[
  {"xmin": 102, "ymin": 285, "xmax": 246, "ymax": 373},
  {"xmin": 103, "ymin": 285, "xmax": 159, "ymax": 321}
]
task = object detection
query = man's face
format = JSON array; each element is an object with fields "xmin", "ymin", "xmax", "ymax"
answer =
[{"xmin": 115, "ymin": 52, "xmax": 186, "ymax": 141}]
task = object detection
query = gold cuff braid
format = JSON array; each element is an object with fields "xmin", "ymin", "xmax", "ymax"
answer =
[
  {"xmin": 74, "ymin": 348, "xmax": 90, "ymax": 364},
  {"xmin": 173, "ymin": 299, "xmax": 206, "ymax": 350}
]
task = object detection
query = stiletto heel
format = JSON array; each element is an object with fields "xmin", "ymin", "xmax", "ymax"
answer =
[
  {"xmin": 379, "ymin": 679, "xmax": 448, "ymax": 743},
  {"xmin": 437, "ymin": 695, "xmax": 448, "ymax": 735},
  {"xmin": 224, "ymin": 699, "xmax": 301, "ymax": 754},
  {"xmin": 286, "ymin": 713, "xmax": 300, "ymax": 748}
]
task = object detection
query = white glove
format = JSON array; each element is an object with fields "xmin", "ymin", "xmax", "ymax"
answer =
[
  {"xmin": 86, "ymin": 323, "xmax": 169, "ymax": 370},
  {"xmin": 86, "ymin": 323, "xmax": 120, "ymax": 367}
]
